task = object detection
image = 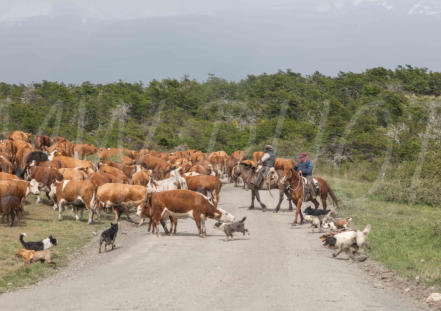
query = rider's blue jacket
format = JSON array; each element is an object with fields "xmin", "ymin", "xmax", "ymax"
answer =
[{"xmin": 296, "ymin": 159, "xmax": 313, "ymax": 176}]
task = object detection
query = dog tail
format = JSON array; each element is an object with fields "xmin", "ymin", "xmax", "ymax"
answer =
[
  {"xmin": 239, "ymin": 216, "xmax": 247, "ymax": 223},
  {"xmin": 20, "ymin": 233, "xmax": 27, "ymax": 246}
]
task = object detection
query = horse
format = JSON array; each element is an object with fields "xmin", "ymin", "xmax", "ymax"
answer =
[
  {"xmin": 281, "ymin": 168, "xmax": 339, "ymax": 225},
  {"xmin": 232, "ymin": 161, "xmax": 293, "ymax": 211}
]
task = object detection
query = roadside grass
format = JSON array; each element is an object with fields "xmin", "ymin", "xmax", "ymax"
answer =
[
  {"xmin": 0, "ymin": 196, "xmax": 113, "ymax": 293},
  {"xmin": 327, "ymin": 176, "xmax": 441, "ymax": 288}
]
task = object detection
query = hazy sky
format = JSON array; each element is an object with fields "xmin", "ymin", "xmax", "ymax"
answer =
[{"xmin": 0, "ymin": 0, "xmax": 440, "ymax": 83}]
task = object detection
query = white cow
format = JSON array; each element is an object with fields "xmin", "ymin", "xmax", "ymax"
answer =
[{"xmin": 147, "ymin": 167, "xmax": 187, "ymax": 192}]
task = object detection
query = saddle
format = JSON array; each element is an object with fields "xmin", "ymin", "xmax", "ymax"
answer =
[{"xmin": 302, "ymin": 176, "xmax": 320, "ymax": 200}]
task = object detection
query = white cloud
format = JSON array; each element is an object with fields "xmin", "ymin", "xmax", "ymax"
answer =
[{"xmin": 408, "ymin": 1, "xmax": 441, "ymax": 16}]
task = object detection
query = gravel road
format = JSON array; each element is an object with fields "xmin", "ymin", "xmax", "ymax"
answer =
[{"xmin": 0, "ymin": 184, "xmax": 428, "ymax": 311}]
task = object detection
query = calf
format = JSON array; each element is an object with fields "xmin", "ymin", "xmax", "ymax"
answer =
[
  {"xmin": 51, "ymin": 180, "xmax": 98, "ymax": 224},
  {"xmin": 27, "ymin": 166, "xmax": 64, "ymax": 204},
  {"xmin": 0, "ymin": 195, "xmax": 21, "ymax": 226},
  {"xmin": 184, "ymin": 175, "xmax": 222, "ymax": 206},
  {"xmin": 139, "ymin": 189, "xmax": 235, "ymax": 237},
  {"xmin": 96, "ymin": 183, "xmax": 147, "ymax": 222}
]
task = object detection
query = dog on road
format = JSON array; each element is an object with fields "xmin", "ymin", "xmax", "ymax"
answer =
[
  {"xmin": 214, "ymin": 217, "xmax": 249, "ymax": 241},
  {"xmin": 99, "ymin": 223, "xmax": 118, "ymax": 253}
]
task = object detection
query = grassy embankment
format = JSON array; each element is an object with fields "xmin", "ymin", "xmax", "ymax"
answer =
[
  {"xmin": 0, "ymin": 196, "xmax": 113, "ymax": 294},
  {"xmin": 327, "ymin": 175, "xmax": 441, "ymax": 288}
]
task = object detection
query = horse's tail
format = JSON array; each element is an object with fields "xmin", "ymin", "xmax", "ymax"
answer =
[{"xmin": 324, "ymin": 180, "xmax": 339, "ymax": 210}]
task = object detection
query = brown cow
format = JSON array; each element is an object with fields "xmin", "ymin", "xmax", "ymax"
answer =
[
  {"xmin": 122, "ymin": 156, "xmax": 135, "ymax": 166},
  {"xmin": 252, "ymin": 151, "xmax": 264, "ymax": 163},
  {"xmin": 8, "ymin": 131, "xmax": 31, "ymax": 142},
  {"xmin": 0, "ymin": 196, "xmax": 22, "ymax": 226},
  {"xmin": 138, "ymin": 155, "xmax": 171, "ymax": 180},
  {"xmin": 0, "ymin": 180, "xmax": 40, "ymax": 202},
  {"xmin": 27, "ymin": 166, "xmax": 64, "ymax": 204},
  {"xmin": 189, "ymin": 151, "xmax": 206, "ymax": 163},
  {"xmin": 46, "ymin": 138, "xmax": 74, "ymax": 157},
  {"xmin": 0, "ymin": 139, "xmax": 17, "ymax": 162},
  {"xmin": 51, "ymin": 156, "xmax": 94, "ymax": 170},
  {"xmin": 99, "ymin": 164, "xmax": 130, "ymax": 183},
  {"xmin": 74, "ymin": 144, "xmax": 98, "ymax": 159},
  {"xmin": 231, "ymin": 150, "xmax": 245, "ymax": 162},
  {"xmin": 34, "ymin": 135, "xmax": 52, "ymax": 150},
  {"xmin": 184, "ymin": 175, "xmax": 222, "ymax": 207},
  {"xmin": 0, "ymin": 172, "xmax": 20, "ymax": 180},
  {"xmin": 138, "ymin": 190, "xmax": 235, "ymax": 237},
  {"xmin": 96, "ymin": 183, "xmax": 147, "ymax": 222},
  {"xmin": 0, "ymin": 155, "xmax": 13, "ymax": 174},
  {"xmin": 89, "ymin": 172, "xmax": 125, "ymax": 187},
  {"xmin": 225, "ymin": 156, "xmax": 239, "ymax": 185},
  {"xmin": 50, "ymin": 180, "xmax": 98, "ymax": 223},
  {"xmin": 189, "ymin": 164, "xmax": 213, "ymax": 176},
  {"xmin": 131, "ymin": 170, "xmax": 152, "ymax": 186},
  {"xmin": 274, "ymin": 158, "xmax": 298, "ymax": 171},
  {"xmin": 102, "ymin": 161, "xmax": 138, "ymax": 178},
  {"xmin": 58, "ymin": 168, "xmax": 87, "ymax": 180},
  {"xmin": 15, "ymin": 146, "xmax": 35, "ymax": 172}
]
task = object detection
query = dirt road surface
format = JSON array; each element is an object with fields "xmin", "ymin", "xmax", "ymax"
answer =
[{"xmin": 0, "ymin": 184, "xmax": 428, "ymax": 311}]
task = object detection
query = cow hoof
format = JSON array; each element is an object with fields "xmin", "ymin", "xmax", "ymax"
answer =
[
  {"xmin": 273, "ymin": 210, "xmax": 279, "ymax": 213},
  {"xmin": 290, "ymin": 222, "xmax": 297, "ymax": 226},
  {"xmin": 248, "ymin": 206, "xmax": 254, "ymax": 210}
]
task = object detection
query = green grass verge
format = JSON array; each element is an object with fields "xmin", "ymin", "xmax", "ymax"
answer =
[
  {"xmin": 328, "ymin": 176, "xmax": 441, "ymax": 288},
  {"xmin": 0, "ymin": 196, "xmax": 113, "ymax": 293}
]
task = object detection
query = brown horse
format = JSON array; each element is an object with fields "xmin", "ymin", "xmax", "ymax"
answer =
[
  {"xmin": 281, "ymin": 168, "xmax": 339, "ymax": 225},
  {"xmin": 233, "ymin": 161, "xmax": 293, "ymax": 211}
]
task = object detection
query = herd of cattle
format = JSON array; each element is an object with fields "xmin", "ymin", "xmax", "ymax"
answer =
[
  {"xmin": 1, "ymin": 130, "xmax": 372, "ymax": 264},
  {"xmin": 0, "ymin": 131, "xmax": 269, "ymax": 235}
]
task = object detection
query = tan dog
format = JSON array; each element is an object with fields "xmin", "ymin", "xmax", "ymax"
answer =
[
  {"xmin": 15, "ymin": 248, "xmax": 58, "ymax": 268},
  {"xmin": 32, "ymin": 249, "xmax": 58, "ymax": 268},
  {"xmin": 15, "ymin": 248, "xmax": 35, "ymax": 265}
]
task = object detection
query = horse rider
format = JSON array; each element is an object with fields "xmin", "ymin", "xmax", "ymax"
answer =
[
  {"xmin": 296, "ymin": 152, "xmax": 319, "ymax": 199},
  {"xmin": 251, "ymin": 145, "xmax": 275, "ymax": 187}
]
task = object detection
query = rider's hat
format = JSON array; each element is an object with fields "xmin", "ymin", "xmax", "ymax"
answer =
[
  {"xmin": 299, "ymin": 152, "xmax": 307, "ymax": 158},
  {"xmin": 264, "ymin": 145, "xmax": 273, "ymax": 151}
]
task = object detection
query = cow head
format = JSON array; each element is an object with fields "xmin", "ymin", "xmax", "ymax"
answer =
[
  {"xmin": 214, "ymin": 207, "xmax": 235, "ymax": 223},
  {"xmin": 28, "ymin": 179, "xmax": 41, "ymax": 195}
]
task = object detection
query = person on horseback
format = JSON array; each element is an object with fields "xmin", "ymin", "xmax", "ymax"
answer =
[
  {"xmin": 250, "ymin": 145, "xmax": 275, "ymax": 187},
  {"xmin": 296, "ymin": 152, "xmax": 319, "ymax": 199}
]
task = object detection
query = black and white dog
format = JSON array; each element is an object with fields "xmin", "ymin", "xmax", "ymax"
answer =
[
  {"xmin": 20, "ymin": 233, "xmax": 57, "ymax": 251},
  {"xmin": 304, "ymin": 206, "xmax": 332, "ymax": 216},
  {"xmin": 214, "ymin": 217, "xmax": 249, "ymax": 241},
  {"xmin": 99, "ymin": 223, "xmax": 118, "ymax": 253}
]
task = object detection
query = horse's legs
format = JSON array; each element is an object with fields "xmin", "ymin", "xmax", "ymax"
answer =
[
  {"xmin": 249, "ymin": 190, "xmax": 255, "ymax": 209},
  {"xmin": 292, "ymin": 199, "xmax": 303, "ymax": 225},
  {"xmin": 255, "ymin": 190, "xmax": 267, "ymax": 210},
  {"xmin": 312, "ymin": 199, "xmax": 320, "ymax": 209},
  {"xmin": 285, "ymin": 190, "xmax": 293, "ymax": 211},
  {"xmin": 274, "ymin": 188, "xmax": 284, "ymax": 213}
]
